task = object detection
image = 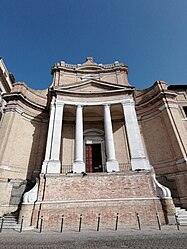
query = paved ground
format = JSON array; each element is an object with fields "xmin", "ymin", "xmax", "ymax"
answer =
[{"xmin": 0, "ymin": 226, "xmax": 187, "ymax": 248}]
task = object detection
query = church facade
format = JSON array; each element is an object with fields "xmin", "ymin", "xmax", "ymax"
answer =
[{"xmin": 0, "ymin": 57, "xmax": 186, "ymax": 229}]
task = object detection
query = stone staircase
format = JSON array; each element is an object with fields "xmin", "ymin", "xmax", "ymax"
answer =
[
  {"xmin": 176, "ymin": 207, "xmax": 187, "ymax": 226},
  {"xmin": 0, "ymin": 213, "xmax": 20, "ymax": 230}
]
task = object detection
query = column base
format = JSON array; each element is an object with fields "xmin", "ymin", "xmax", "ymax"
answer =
[
  {"xmin": 73, "ymin": 161, "xmax": 85, "ymax": 173},
  {"xmin": 106, "ymin": 160, "xmax": 119, "ymax": 172},
  {"xmin": 46, "ymin": 160, "xmax": 61, "ymax": 173},
  {"xmin": 131, "ymin": 157, "xmax": 151, "ymax": 171}
]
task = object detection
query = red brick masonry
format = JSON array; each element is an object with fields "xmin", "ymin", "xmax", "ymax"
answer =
[{"xmin": 29, "ymin": 171, "xmax": 165, "ymax": 229}]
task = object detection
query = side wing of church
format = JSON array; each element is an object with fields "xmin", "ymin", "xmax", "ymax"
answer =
[{"xmin": 0, "ymin": 57, "xmax": 186, "ymax": 229}]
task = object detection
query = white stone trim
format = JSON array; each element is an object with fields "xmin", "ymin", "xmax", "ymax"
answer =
[
  {"xmin": 41, "ymin": 98, "xmax": 55, "ymax": 173},
  {"xmin": 47, "ymin": 99, "xmax": 64, "ymax": 173},
  {"xmin": 22, "ymin": 180, "xmax": 39, "ymax": 204},
  {"xmin": 54, "ymin": 98, "xmax": 133, "ymax": 107},
  {"xmin": 152, "ymin": 174, "xmax": 171, "ymax": 198},
  {"xmin": 122, "ymin": 101, "xmax": 151, "ymax": 170},
  {"xmin": 159, "ymin": 103, "xmax": 178, "ymax": 111},
  {"xmin": 35, "ymin": 197, "xmax": 160, "ymax": 205}
]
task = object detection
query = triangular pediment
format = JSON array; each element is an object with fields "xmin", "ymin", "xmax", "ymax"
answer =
[{"xmin": 56, "ymin": 79, "xmax": 133, "ymax": 94}]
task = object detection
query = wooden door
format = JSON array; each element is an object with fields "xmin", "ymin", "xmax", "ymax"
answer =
[{"xmin": 86, "ymin": 145, "xmax": 92, "ymax": 173}]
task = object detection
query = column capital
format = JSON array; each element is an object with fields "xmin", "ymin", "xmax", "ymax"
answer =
[
  {"xmin": 103, "ymin": 103, "xmax": 110, "ymax": 107},
  {"xmin": 121, "ymin": 99, "xmax": 135, "ymax": 106},
  {"xmin": 51, "ymin": 96, "xmax": 56, "ymax": 105},
  {"xmin": 76, "ymin": 104, "xmax": 84, "ymax": 108},
  {"xmin": 55, "ymin": 100, "xmax": 64, "ymax": 107}
]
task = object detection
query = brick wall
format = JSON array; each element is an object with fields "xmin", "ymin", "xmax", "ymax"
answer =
[
  {"xmin": 30, "ymin": 172, "xmax": 166, "ymax": 230},
  {"xmin": 32, "ymin": 199, "xmax": 164, "ymax": 230}
]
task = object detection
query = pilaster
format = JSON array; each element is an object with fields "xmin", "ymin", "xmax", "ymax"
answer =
[
  {"xmin": 46, "ymin": 100, "xmax": 64, "ymax": 173},
  {"xmin": 122, "ymin": 100, "xmax": 150, "ymax": 170}
]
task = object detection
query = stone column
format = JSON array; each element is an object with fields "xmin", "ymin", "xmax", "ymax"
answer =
[
  {"xmin": 122, "ymin": 100, "xmax": 150, "ymax": 170},
  {"xmin": 47, "ymin": 100, "xmax": 64, "ymax": 173},
  {"xmin": 73, "ymin": 105, "xmax": 85, "ymax": 173},
  {"xmin": 41, "ymin": 98, "xmax": 55, "ymax": 173},
  {"xmin": 103, "ymin": 104, "xmax": 119, "ymax": 172}
]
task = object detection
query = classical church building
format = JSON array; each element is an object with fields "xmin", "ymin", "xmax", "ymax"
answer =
[{"xmin": 0, "ymin": 57, "xmax": 187, "ymax": 229}]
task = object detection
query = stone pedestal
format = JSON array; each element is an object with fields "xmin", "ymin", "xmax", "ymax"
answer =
[
  {"xmin": 73, "ymin": 161, "xmax": 85, "ymax": 173},
  {"xmin": 19, "ymin": 204, "xmax": 34, "ymax": 228},
  {"xmin": 161, "ymin": 198, "xmax": 176, "ymax": 224},
  {"xmin": 46, "ymin": 160, "xmax": 61, "ymax": 173},
  {"xmin": 106, "ymin": 160, "xmax": 119, "ymax": 172}
]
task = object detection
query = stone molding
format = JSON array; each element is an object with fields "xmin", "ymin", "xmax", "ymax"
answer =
[
  {"xmin": 22, "ymin": 179, "xmax": 39, "ymax": 204},
  {"xmin": 49, "ymin": 98, "xmax": 133, "ymax": 107},
  {"xmin": 152, "ymin": 173, "xmax": 171, "ymax": 198},
  {"xmin": 159, "ymin": 103, "xmax": 178, "ymax": 111},
  {"xmin": 35, "ymin": 197, "xmax": 161, "ymax": 205}
]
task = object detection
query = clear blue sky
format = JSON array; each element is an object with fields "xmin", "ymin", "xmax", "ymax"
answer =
[{"xmin": 1, "ymin": 0, "xmax": 187, "ymax": 90}]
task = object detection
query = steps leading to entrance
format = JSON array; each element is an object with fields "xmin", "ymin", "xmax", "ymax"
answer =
[
  {"xmin": 176, "ymin": 207, "xmax": 187, "ymax": 226},
  {"xmin": 0, "ymin": 213, "xmax": 20, "ymax": 230}
]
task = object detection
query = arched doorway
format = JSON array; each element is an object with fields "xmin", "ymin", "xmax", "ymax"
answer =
[{"xmin": 84, "ymin": 129, "xmax": 106, "ymax": 173}]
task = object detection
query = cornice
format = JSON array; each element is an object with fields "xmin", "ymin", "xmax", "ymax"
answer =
[
  {"xmin": 50, "ymin": 79, "xmax": 134, "ymax": 97},
  {"xmin": 0, "ymin": 69, "xmax": 12, "ymax": 92},
  {"xmin": 3, "ymin": 92, "xmax": 47, "ymax": 111},
  {"xmin": 53, "ymin": 88, "xmax": 133, "ymax": 97},
  {"xmin": 135, "ymin": 86, "xmax": 177, "ymax": 109}
]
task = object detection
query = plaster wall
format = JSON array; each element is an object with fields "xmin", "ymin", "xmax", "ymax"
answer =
[
  {"xmin": 61, "ymin": 121, "xmax": 75, "ymax": 172},
  {"xmin": 113, "ymin": 121, "xmax": 130, "ymax": 167}
]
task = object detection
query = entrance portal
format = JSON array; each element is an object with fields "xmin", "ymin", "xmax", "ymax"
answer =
[{"xmin": 86, "ymin": 144, "xmax": 103, "ymax": 173}]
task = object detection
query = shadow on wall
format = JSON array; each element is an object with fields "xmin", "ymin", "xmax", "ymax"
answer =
[
  {"xmin": 27, "ymin": 111, "xmax": 49, "ymax": 181},
  {"xmin": 157, "ymin": 175, "xmax": 179, "ymax": 203},
  {"xmin": 8, "ymin": 111, "xmax": 48, "ymax": 211}
]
